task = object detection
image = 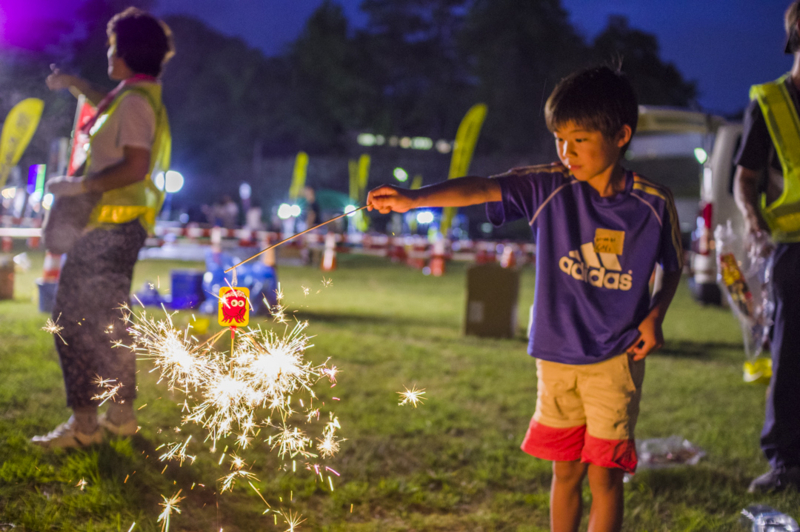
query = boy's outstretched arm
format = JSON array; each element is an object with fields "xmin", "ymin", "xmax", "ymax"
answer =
[
  {"xmin": 628, "ymin": 270, "xmax": 682, "ymax": 360},
  {"xmin": 367, "ymin": 176, "xmax": 501, "ymax": 214}
]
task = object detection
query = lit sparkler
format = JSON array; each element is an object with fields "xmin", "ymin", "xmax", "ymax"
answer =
[
  {"xmin": 92, "ymin": 376, "xmax": 123, "ymax": 406},
  {"xmin": 42, "ymin": 313, "xmax": 67, "ymax": 345},
  {"xmin": 398, "ymin": 385, "xmax": 426, "ymax": 407},
  {"xmin": 157, "ymin": 490, "xmax": 184, "ymax": 532},
  {"xmin": 124, "ymin": 283, "xmax": 342, "ymax": 530}
]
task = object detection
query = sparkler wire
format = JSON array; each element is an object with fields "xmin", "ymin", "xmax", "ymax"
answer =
[{"xmin": 224, "ymin": 205, "xmax": 369, "ymax": 273}]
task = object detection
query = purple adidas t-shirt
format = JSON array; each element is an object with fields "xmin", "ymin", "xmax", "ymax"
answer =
[{"xmin": 486, "ymin": 163, "xmax": 683, "ymax": 365}]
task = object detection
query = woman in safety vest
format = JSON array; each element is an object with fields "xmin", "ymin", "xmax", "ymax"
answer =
[{"xmin": 33, "ymin": 8, "xmax": 174, "ymax": 448}]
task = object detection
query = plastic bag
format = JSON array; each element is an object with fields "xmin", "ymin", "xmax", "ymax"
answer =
[
  {"xmin": 636, "ymin": 436, "xmax": 705, "ymax": 470},
  {"xmin": 714, "ymin": 222, "xmax": 774, "ymax": 361},
  {"xmin": 741, "ymin": 504, "xmax": 799, "ymax": 531}
]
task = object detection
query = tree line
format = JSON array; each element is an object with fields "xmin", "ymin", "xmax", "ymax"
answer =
[{"xmin": 1, "ymin": 0, "xmax": 697, "ymax": 184}]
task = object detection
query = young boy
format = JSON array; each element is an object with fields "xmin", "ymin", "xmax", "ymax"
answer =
[{"xmin": 367, "ymin": 66, "xmax": 683, "ymax": 532}]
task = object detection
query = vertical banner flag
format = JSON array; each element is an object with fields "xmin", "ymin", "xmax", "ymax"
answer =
[
  {"xmin": 356, "ymin": 154, "xmax": 370, "ymax": 231},
  {"xmin": 67, "ymin": 95, "xmax": 96, "ymax": 176},
  {"xmin": 441, "ymin": 103, "xmax": 487, "ymax": 234},
  {"xmin": 0, "ymin": 98, "xmax": 45, "ymax": 188},
  {"xmin": 349, "ymin": 154, "xmax": 371, "ymax": 231},
  {"xmin": 288, "ymin": 151, "xmax": 309, "ymax": 200}
]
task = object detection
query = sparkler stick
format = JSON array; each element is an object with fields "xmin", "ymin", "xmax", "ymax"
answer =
[{"xmin": 224, "ymin": 205, "xmax": 369, "ymax": 273}]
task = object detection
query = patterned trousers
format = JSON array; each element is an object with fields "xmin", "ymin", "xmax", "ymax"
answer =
[{"xmin": 52, "ymin": 221, "xmax": 146, "ymax": 408}]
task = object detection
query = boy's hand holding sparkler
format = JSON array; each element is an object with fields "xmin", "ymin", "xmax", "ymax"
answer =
[
  {"xmin": 367, "ymin": 185, "xmax": 418, "ymax": 213},
  {"xmin": 367, "ymin": 177, "xmax": 502, "ymax": 214}
]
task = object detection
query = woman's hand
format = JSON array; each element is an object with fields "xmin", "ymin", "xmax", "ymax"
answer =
[
  {"xmin": 46, "ymin": 176, "xmax": 85, "ymax": 197},
  {"xmin": 46, "ymin": 65, "xmax": 77, "ymax": 92}
]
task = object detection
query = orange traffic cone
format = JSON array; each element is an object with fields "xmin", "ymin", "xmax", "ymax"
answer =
[
  {"xmin": 429, "ymin": 238, "xmax": 446, "ymax": 276},
  {"xmin": 321, "ymin": 232, "xmax": 337, "ymax": 271},
  {"xmin": 260, "ymin": 232, "xmax": 276, "ymax": 267},
  {"xmin": 42, "ymin": 251, "xmax": 62, "ymax": 282},
  {"xmin": 500, "ymin": 245, "xmax": 517, "ymax": 268}
]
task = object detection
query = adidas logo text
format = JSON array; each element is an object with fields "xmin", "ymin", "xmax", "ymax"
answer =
[{"xmin": 558, "ymin": 242, "xmax": 632, "ymax": 291}]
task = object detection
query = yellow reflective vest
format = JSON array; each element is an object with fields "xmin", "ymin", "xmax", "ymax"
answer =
[
  {"xmin": 87, "ymin": 82, "xmax": 171, "ymax": 234},
  {"xmin": 750, "ymin": 74, "xmax": 800, "ymax": 243}
]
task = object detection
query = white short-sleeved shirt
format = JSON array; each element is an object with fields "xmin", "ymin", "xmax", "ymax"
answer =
[{"xmin": 87, "ymin": 92, "xmax": 155, "ymax": 175}]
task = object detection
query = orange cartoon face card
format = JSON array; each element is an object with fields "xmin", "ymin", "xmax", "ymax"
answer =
[{"xmin": 218, "ymin": 287, "xmax": 250, "ymax": 327}]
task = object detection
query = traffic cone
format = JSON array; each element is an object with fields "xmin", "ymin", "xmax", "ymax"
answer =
[
  {"xmin": 28, "ymin": 218, "xmax": 42, "ymax": 249},
  {"xmin": 429, "ymin": 238, "xmax": 446, "ymax": 276},
  {"xmin": 500, "ymin": 245, "xmax": 517, "ymax": 268},
  {"xmin": 260, "ymin": 232, "xmax": 276, "ymax": 267},
  {"xmin": 42, "ymin": 251, "xmax": 62, "ymax": 282},
  {"xmin": 210, "ymin": 226, "xmax": 223, "ymax": 254},
  {"xmin": 321, "ymin": 232, "xmax": 337, "ymax": 271}
]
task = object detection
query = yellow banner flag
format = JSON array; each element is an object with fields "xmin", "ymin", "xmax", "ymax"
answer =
[
  {"xmin": 357, "ymin": 154, "xmax": 370, "ymax": 203},
  {"xmin": 288, "ymin": 151, "xmax": 309, "ymax": 200},
  {"xmin": 0, "ymin": 98, "xmax": 45, "ymax": 188},
  {"xmin": 441, "ymin": 103, "xmax": 487, "ymax": 234}
]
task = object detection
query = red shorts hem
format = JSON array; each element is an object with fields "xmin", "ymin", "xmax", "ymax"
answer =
[
  {"xmin": 521, "ymin": 419, "xmax": 585, "ymax": 462},
  {"xmin": 581, "ymin": 433, "xmax": 638, "ymax": 473}
]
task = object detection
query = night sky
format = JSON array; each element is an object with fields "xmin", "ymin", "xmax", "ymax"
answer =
[{"xmin": 1, "ymin": 0, "xmax": 796, "ymax": 114}]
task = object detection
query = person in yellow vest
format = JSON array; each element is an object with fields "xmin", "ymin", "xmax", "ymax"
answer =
[
  {"xmin": 32, "ymin": 8, "xmax": 174, "ymax": 448},
  {"xmin": 734, "ymin": 0, "xmax": 800, "ymax": 493}
]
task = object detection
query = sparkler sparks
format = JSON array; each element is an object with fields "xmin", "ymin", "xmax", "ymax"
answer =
[
  {"xmin": 42, "ymin": 313, "xmax": 67, "ymax": 344},
  {"xmin": 124, "ymin": 283, "xmax": 342, "ymax": 530},
  {"xmin": 157, "ymin": 490, "xmax": 185, "ymax": 532},
  {"xmin": 92, "ymin": 376, "xmax": 123, "ymax": 405},
  {"xmin": 397, "ymin": 385, "xmax": 426, "ymax": 407},
  {"xmin": 278, "ymin": 510, "xmax": 306, "ymax": 532}
]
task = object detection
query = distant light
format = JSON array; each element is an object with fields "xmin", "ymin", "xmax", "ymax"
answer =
[
  {"xmin": 278, "ymin": 203, "xmax": 293, "ymax": 219},
  {"xmin": 416, "ymin": 211, "xmax": 434, "ymax": 224},
  {"xmin": 28, "ymin": 190, "xmax": 43, "ymax": 204},
  {"xmin": 42, "ymin": 193, "xmax": 54, "ymax": 210},
  {"xmin": 375, "ymin": 135, "xmax": 385, "ymax": 145},
  {"xmin": 481, "ymin": 223, "xmax": 493, "ymax": 234},
  {"xmin": 357, "ymin": 133, "xmax": 377, "ymax": 146},
  {"xmin": 1, "ymin": 187, "xmax": 15, "ymax": 199},
  {"xmin": 239, "ymin": 182, "xmax": 252, "ymax": 200},
  {"xmin": 694, "ymin": 147, "xmax": 708, "ymax": 164},
  {"xmin": 411, "ymin": 137, "xmax": 433, "ymax": 150},
  {"xmin": 345, "ymin": 204, "xmax": 358, "ymax": 216},
  {"xmin": 388, "ymin": 136, "xmax": 399, "ymax": 147},
  {"xmin": 165, "ymin": 170, "xmax": 184, "ymax": 193},
  {"xmin": 179, "ymin": 213, "xmax": 189, "ymax": 224},
  {"xmin": 399, "ymin": 137, "xmax": 412, "ymax": 149},
  {"xmin": 393, "ymin": 167, "xmax": 409, "ymax": 182},
  {"xmin": 435, "ymin": 140, "xmax": 451, "ymax": 154},
  {"xmin": 154, "ymin": 172, "xmax": 165, "ymax": 190},
  {"xmin": 291, "ymin": 204, "xmax": 301, "ymax": 217}
]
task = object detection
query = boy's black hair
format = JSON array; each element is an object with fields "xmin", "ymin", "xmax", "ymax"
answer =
[
  {"xmin": 785, "ymin": 0, "xmax": 800, "ymax": 54},
  {"xmin": 107, "ymin": 8, "xmax": 174, "ymax": 77},
  {"xmin": 545, "ymin": 66, "xmax": 638, "ymax": 145}
]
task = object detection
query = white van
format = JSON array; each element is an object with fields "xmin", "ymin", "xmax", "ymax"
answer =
[
  {"xmin": 689, "ymin": 123, "xmax": 745, "ymax": 304},
  {"xmin": 628, "ymin": 107, "xmax": 744, "ymax": 305}
]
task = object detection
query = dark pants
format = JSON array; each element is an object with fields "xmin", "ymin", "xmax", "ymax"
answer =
[
  {"xmin": 52, "ymin": 221, "xmax": 146, "ymax": 408},
  {"xmin": 761, "ymin": 241, "xmax": 800, "ymax": 470}
]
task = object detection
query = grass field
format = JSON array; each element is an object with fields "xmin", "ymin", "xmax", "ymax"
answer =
[{"xmin": 1, "ymin": 251, "xmax": 798, "ymax": 531}]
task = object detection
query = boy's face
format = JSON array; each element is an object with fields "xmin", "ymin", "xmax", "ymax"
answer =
[{"xmin": 553, "ymin": 121, "xmax": 631, "ymax": 186}]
